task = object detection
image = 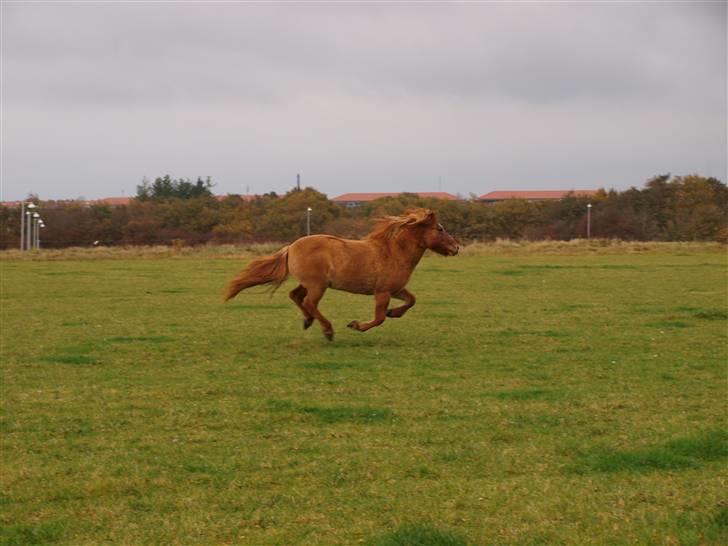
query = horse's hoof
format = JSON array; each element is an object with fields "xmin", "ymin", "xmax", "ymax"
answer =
[
  {"xmin": 303, "ymin": 318, "xmax": 314, "ymax": 330},
  {"xmin": 324, "ymin": 330, "xmax": 334, "ymax": 341},
  {"xmin": 347, "ymin": 321, "xmax": 359, "ymax": 330}
]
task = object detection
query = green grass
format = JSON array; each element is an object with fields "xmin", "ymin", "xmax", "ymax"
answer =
[
  {"xmin": 0, "ymin": 520, "xmax": 67, "ymax": 546},
  {"xmin": 572, "ymin": 429, "xmax": 728, "ymax": 473},
  {"xmin": 367, "ymin": 522, "xmax": 467, "ymax": 546},
  {"xmin": 1, "ymin": 245, "xmax": 726, "ymax": 545}
]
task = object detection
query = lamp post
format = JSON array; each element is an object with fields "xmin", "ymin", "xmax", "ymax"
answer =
[
  {"xmin": 37, "ymin": 221, "xmax": 45, "ymax": 249},
  {"xmin": 306, "ymin": 207, "xmax": 312, "ymax": 236},
  {"xmin": 20, "ymin": 202, "xmax": 36, "ymax": 250},
  {"xmin": 32, "ymin": 212, "xmax": 40, "ymax": 250},
  {"xmin": 25, "ymin": 211, "xmax": 33, "ymax": 250},
  {"xmin": 586, "ymin": 203, "xmax": 592, "ymax": 240}
]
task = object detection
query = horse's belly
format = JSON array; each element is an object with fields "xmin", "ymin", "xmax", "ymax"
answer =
[{"xmin": 330, "ymin": 275, "xmax": 375, "ymax": 295}]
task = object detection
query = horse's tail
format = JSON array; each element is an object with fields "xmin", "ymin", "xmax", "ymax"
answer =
[{"xmin": 224, "ymin": 246, "xmax": 290, "ymax": 301}]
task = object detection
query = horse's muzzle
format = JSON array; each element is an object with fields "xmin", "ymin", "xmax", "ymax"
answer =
[{"xmin": 450, "ymin": 246, "xmax": 460, "ymax": 256}]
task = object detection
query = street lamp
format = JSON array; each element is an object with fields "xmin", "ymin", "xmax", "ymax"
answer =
[
  {"xmin": 25, "ymin": 211, "xmax": 33, "ymax": 250},
  {"xmin": 20, "ymin": 202, "xmax": 36, "ymax": 250},
  {"xmin": 306, "ymin": 207, "xmax": 312, "ymax": 236},
  {"xmin": 32, "ymin": 212, "xmax": 40, "ymax": 250},
  {"xmin": 37, "ymin": 221, "xmax": 45, "ymax": 249},
  {"xmin": 586, "ymin": 203, "xmax": 592, "ymax": 240}
]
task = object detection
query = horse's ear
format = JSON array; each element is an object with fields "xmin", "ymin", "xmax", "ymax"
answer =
[{"xmin": 420, "ymin": 210, "xmax": 437, "ymax": 226}]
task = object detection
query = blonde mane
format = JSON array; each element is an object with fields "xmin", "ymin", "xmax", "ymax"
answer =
[{"xmin": 366, "ymin": 208, "xmax": 434, "ymax": 241}]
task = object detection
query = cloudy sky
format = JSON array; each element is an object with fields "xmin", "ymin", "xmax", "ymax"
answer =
[{"xmin": 2, "ymin": 1, "xmax": 726, "ymax": 201}]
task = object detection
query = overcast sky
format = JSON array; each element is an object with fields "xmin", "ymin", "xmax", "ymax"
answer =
[{"xmin": 1, "ymin": 1, "xmax": 726, "ymax": 201}]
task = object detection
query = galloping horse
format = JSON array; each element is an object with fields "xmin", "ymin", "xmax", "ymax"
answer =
[{"xmin": 224, "ymin": 208, "xmax": 459, "ymax": 340}]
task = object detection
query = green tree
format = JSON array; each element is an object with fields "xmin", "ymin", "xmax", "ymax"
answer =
[{"xmin": 137, "ymin": 175, "xmax": 214, "ymax": 200}]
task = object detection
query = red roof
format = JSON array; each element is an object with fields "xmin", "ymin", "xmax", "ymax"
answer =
[
  {"xmin": 333, "ymin": 192, "xmax": 457, "ymax": 202},
  {"xmin": 479, "ymin": 190, "xmax": 599, "ymax": 201}
]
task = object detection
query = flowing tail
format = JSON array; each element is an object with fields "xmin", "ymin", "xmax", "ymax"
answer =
[{"xmin": 224, "ymin": 246, "xmax": 290, "ymax": 301}]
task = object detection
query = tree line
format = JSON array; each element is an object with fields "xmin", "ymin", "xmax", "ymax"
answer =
[{"xmin": 1, "ymin": 174, "xmax": 725, "ymax": 249}]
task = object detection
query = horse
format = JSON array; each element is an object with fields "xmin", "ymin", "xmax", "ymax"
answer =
[{"xmin": 224, "ymin": 208, "xmax": 459, "ymax": 340}]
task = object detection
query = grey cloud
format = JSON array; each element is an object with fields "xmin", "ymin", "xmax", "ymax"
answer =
[
  {"xmin": 5, "ymin": 3, "xmax": 723, "ymax": 107},
  {"xmin": 1, "ymin": 2, "xmax": 725, "ymax": 201}
]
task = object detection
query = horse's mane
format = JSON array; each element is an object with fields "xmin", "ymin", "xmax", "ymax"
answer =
[{"xmin": 366, "ymin": 208, "xmax": 434, "ymax": 242}]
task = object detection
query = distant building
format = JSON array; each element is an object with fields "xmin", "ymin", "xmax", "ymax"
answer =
[
  {"xmin": 332, "ymin": 192, "xmax": 458, "ymax": 207},
  {"xmin": 479, "ymin": 190, "xmax": 599, "ymax": 203}
]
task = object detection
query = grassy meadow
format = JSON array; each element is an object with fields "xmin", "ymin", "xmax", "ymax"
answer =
[{"xmin": 1, "ymin": 243, "xmax": 726, "ymax": 545}]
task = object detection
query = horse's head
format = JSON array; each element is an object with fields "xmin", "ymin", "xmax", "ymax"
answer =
[
  {"xmin": 370, "ymin": 208, "xmax": 460, "ymax": 256},
  {"xmin": 411, "ymin": 209, "xmax": 460, "ymax": 256}
]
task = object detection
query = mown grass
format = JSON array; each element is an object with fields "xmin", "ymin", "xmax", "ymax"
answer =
[
  {"xmin": 0, "ymin": 243, "xmax": 726, "ymax": 545},
  {"xmin": 571, "ymin": 429, "xmax": 728, "ymax": 473},
  {"xmin": 367, "ymin": 522, "xmax": 468, "ymax": 546}
]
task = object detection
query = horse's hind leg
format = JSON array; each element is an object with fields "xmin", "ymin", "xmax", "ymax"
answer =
[
  {"xmin": 386, "ymin": 288, "xmax": 415, "ymax": 318},
  {"xmin": 301, "ymin": 284, "xmax": 334, "ymax": 341},
  {"xmin": 289, "ymin": 284, "xmax": 314, "ymax": 329},
  {"xmin": 348, "ymin": 292, "xmax": 391, "ymax": 332}
]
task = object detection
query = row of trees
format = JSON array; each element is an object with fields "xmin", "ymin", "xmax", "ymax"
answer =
[{"xmin": 0, "ymin": 174, "xmax": 725, "ymax": 249}]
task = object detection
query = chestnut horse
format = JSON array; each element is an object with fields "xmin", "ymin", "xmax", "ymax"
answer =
[{"xmin": 224, "ymin": 208, "xmax": 459, "ymax": 340}]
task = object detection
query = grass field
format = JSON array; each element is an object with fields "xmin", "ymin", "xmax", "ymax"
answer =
[{"xmin": 1, "ymin": 243, "xmax": 726, "ymax": 545}]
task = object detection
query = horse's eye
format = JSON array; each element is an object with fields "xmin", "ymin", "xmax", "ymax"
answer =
[{"xmin": 437, "ymin": 225, "xmax": 444, "ymax": 232}]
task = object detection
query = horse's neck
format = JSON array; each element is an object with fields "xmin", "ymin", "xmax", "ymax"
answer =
[{"xmin": 386, "ymin": 237, "xmax": 426, "ymax": 270}]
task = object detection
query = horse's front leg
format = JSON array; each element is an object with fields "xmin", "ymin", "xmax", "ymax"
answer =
[
  {"xmin": 386, "ymin": 288, "xmax": 415, "ymax": 318},
  {"xmin": 347, "ymin": 292, "xmax": 390, "ymax": 332}
]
